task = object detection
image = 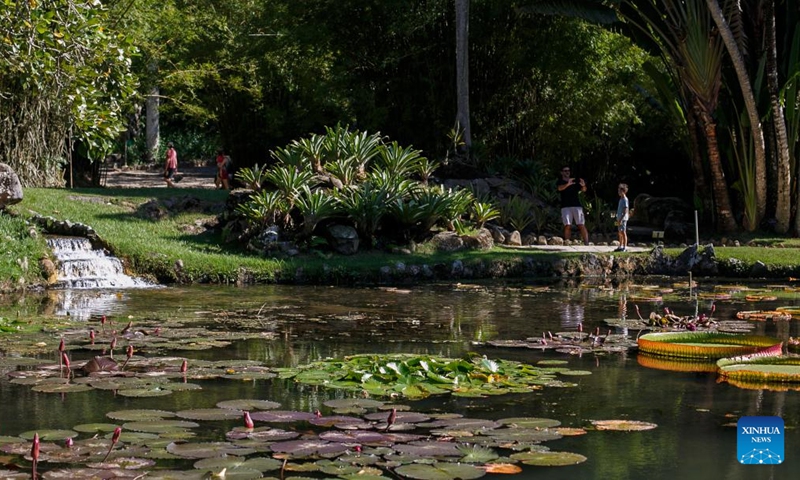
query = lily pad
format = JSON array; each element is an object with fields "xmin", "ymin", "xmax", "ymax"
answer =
[
  {"xmin": 394, "ymin": 462, "xmax": 486, "ymax": 480},
  {"xmin": 637, "ymin": 332, "xmax": 782, "ymax": 359},
  {"xmin": 510, "ymin": 450, "xmax": 587, "ymax": 466},
  {"xmin": 107, "ymin": 410, "xmax": 177, "ymax": 422},
  {"xmin": 497, "ymin": 417, "xmax": 561, "ymax": 429},
  {"xmin": 194, "ymin": 456, "xmax": 283, "ymax": 472},
  {"xmin": 19, "ymin": 430, "xmax": 78, "ymax": 441},
  {"xmin": 73, "ymin": 423, "xmax": 121, "ymax": 434},
  {"xmin": 269, "ymin": 439, "xmax": 349, "ymax": 457},
  {"xmin": 216, "ymin": 399, "xmax": 282, "ymax": 411},
  {"xmin": 249, "ymin": 410, "xmax": 318, "ymax": 423},
  {"xmin": 166, "ymin": 441, "xmax": 256, "ymax": 459},
  {"xmin": 176, "ymin": 409, "xmax": 242, "ymax": 421},
  {"xmin": 123, "ymin": 420, "xmax": 200, "ymax": 433},
  {"xmin": 323, "ymin": 398, "xmax": 384, "ymax": 409},
  {"xmin": 717, "ymin": 355, "xmax": 800, "ymax": 384},
  {"xmin": 590, "ymin": 420, "xmax": 658, "ymax": 431},
  {"xmin": 116, "ymin": 387, "xmax": 173, "ymax": 397}
]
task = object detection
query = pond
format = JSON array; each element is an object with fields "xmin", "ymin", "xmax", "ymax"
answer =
[{"xmin": 1, "ymin": 279, "xmax": 798, "ymax": 479}]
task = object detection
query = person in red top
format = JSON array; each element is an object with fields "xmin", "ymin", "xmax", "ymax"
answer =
[
  {"xmin": 214, "ymin": 148, "xmax": 230, "ymax": 190},
  {"xmin": 163, "ymin": 142, "xmax": 178, "ymax": 187}
]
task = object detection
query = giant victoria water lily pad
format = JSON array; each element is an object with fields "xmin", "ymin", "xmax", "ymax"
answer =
[
  {"xmin": 717, "ymin": 355, "xmax": 800, "ymax": 384},
  {"xmin": 637, "ymin": 332, "xmax": 782, "ymax": 359}
]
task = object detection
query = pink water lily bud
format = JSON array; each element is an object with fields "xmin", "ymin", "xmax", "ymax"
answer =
[
  {"xmin": 31, "ymin": 433, "xmax": 40, "ymax": 461},
  {"xmin": 126, "ymin": 345, "xmax": 134, "ymax": 359},
  {"xmin": 89, "ymin": 329, "xmax": 96, "ymax": 344},
  {"xmin": 110, "ymin": 337, "xmax": 117, "ymax": 350},
  {"xmin": 65, "ymin": 437, "xmax": 74, "ymax": 448},
  {"xmin": 243, "ymin": 411, "xmax": 254, "ymax": 429},
  {"xmin": 58, "ymin": 338, "xmax": 65, "ymax": 353},
  {"xmin": 180, "ymin": 360, "xmax": 188, "ymax": 373},
  {"xmin": 111, "ymin": 427, "xmax": 121, "ymax": 444},
  {"xmin": 62, "ymin": 352, "xmax": 70, "ymax": 370}
]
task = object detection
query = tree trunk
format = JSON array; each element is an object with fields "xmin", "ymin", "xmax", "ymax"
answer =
[
  {"xmin": 687, "ymin": 109, "xmax": 713, "ymax": 222},
  {"xmin": 145, "ymin": 60, "xmax": 160, "ymax": 164},
  {"xmin": 764, "ymin": 0, "xmax": 792, "ymax": 233},
  {"xmin": 695, "ymin": 102, "xmax": 737, "ymax": 232},
  {"xmin": 706, "ymin": 0, "xmax": 767, "ymax": 226},
  {"xmin": 455, "ymin": 0, "xmax": 471, "ymax": 150}
]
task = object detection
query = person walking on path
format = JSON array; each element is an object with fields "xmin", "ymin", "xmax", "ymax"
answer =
[
  {"xmin": 214, "ymin": 148, "xmax": 230, "ymax": 190},
  {"xmin": 164, "ymin": 142, "xmax": 178, "ymax": 188},
  {"xmin": 614, "ymin": 183, "xmax": 629, "ymax": 252},
  {"xmin": 556, "ymin": 166, "xmax": 589, "ymax": 244}
]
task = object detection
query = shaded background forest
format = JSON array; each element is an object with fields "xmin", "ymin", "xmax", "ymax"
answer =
[{"xmin": 2, "ymin": 0, "xmax": 799, "ymax": 233}]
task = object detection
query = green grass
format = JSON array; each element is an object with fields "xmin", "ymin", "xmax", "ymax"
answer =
[{"xmin": 0, "ymin": 211, "xmax": 48, "ymax": 289}]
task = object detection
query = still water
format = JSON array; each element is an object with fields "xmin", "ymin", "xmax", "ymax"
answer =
[{"xmin": 1, "ymin": 280, "xmax": 798, "ymax": 479}]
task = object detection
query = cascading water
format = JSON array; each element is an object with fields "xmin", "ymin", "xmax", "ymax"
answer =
[{"xmin": 46, "ymin": 236, "xmax": 154, "ymax": 289}]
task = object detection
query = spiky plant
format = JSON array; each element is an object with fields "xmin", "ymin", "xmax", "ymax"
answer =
[
  {"xmin": 499, "ymin": 195, "xmax": 535, "ymax": 232},
  {"xmin": 235, "ymin": 163, "xmax": 269, "ymax": 191},
  {"xmin": 471, "ymin": 201, "xmax": 500, "ymax": 229},
  {"xmin": 293, "ymin": 134, "xmax": 326, "ymax": 173},
  {"xmin": 414, "ymin": 157, "xmax": 440, "ymax": 186},
  {"xmin": 327, "ymin": 156, "xmax": 360, "ymax": 186},
  {"xmin": 235, "ymin": 190, "xmax": 286, "ymax": 228},
  {"xmin": 375, "ymin": 141, "xmax": 424, "ymax": 178},
  {"xmin": 440, "ymin": 187, "xmax": 475, "ymax": 231},
  {"xmin": 271, "ymin": 145, "xmax": 310, "ymax": 171},
  {"xmin": 295, "ymin": 185, "xmax": 340, "ymax": 238},
  {"xmin": 336, "ymin": 182, "xmax": 401, "ymax": 245},
  {"xmin": 265, "ymin": 165, "xmax": 317, "ymax": 210},
  {"xmin": 341, "ymin": 130, "xmax": 383, "ymax": 179}
]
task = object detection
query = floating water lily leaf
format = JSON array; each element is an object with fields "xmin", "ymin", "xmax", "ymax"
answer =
[
  {"xmin": 73, "ymin": 423, "xmax": 120, "ymax": 434},
  {"xmin": 36, "ymin": 467, "xmax": 137, "ymax": 478},
  {"xmin": 308, "ymin": 415, "xmax": 364, "ymax": 428},
  {"xmin": 394, "ymin": 462, "xmax": 486, "ymax": 480},
  {"xmin": 323, "ymin": 398, "xmax": 384, "ymax": 410},
  {"xmin": 364, "ymin": 411, "xmax": 430, "ymax": 424},
  {"xmin": 85, "ymin": 457, "xmax": 156, "ymax": 470},
  {"xmin": 394, "ymin": 441, "xmax": 462, "ymax": 457},
  {"xmin": 107, "ymin": 410, "xmax": 177, "ymax": 422},
  {"xmin": 0, "ymin": 470, "xmax": 27, "ymax": 479},
  {"xmin": 478, "ymin": 463, "xmax": 523, "ymax": 474},
  {"xmin": 32, "ymin": 383, "xmax": 93, "ymax": 394},
  {"xmin": 0, "ymin": 436, "xmax": 22, "ymax": 444},
  {"xmin": 227, "ymin": 427, "xmax": 300, "ymax": 442},
  {"xmin": 510, "ymin": 450, "xmax": 587, "ymax": 466},
  {"xmin": 551, "ymin": 427, "xmax": 587, "ymax": 436},
  {"xmin": 318, "ymin": 430, "xmax": 391, "ymax": 444},
  {"xmin": 116, "ymin": 387, "xmax": 173, "ymax": 397},
  {"xmin": 133, "ymin": 469, "xmax": 208, "ymax": 479},
  {"xmin": 217, "ymin": 400, "xmax": 281, "ymax": 411},
  {"xmin": 637, "ymin": 332, "xmax": 782, "ymax": 359},
  {"xmin": 717, "ymin": 355, "xmax": 800, "ymax": 384},
  {"xmin": 166, "ymin": 441, "xmax": 256, "ymax": 459},
  {"xmin": 249, "ymin": 411, "xmax": 317, "ymax": 423},
  {"xmin": 270, "ymin": 439, "xmax": 351, "ymax": 458},
  {"xmin": 176, "ymin": 409, "xmax": 242, "ymax": 421},
  {"xmin": 497, "ymin": 418, "xmax": 561, "ymax": 429},
  {"xmin": 315, "ymin": 459, "xmax": 363, "ymax": 476},
  {"xmin": 457, "ymin": 444, "xmax": 499, "ymax": 463},
  {"xmin": 339, "ymin": 474, "xmax": 392, "ymax": 480},
  {"xmin": 537, "ymin": 360, "xmax": 568, "ymax": 366},
  {"xmin": 194, "ymin": 456, "xmax": 283, "ymax": 472},
  {"xmin": 590, "ymin": 420, "xmax": 658, "ymax": 431},
  {"xmin": 19, "ymin": 430, "xmax": 77, "ymax": 441},
  {"xmin": 123, "ymin": 421, "xmax": 200, "ymax": 434}
]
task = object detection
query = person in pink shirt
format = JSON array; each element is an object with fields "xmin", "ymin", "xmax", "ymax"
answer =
[{"xmin": 163, "ymin": 142, "xmax": 178, "ymax": 187}]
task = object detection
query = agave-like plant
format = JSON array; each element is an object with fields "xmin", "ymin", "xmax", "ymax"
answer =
[
  {"xmin": 337, "ymin": 182, "xmax": 402, "ymax": 245},
  {"xmin": 499, "ymin": 195, "xmax": 535, "ymax": 232},
  {"xmin": 411, "ymin": 186, "xmax": 457, "ymax": 233},
  {"xmin": 368, "ymin": 170, "xmax": 417, "ymax": 200},
  {"xmin": 341, "ymin": 130, "xmax": 383, "ymax": 179},
  {"xmin": 414, "ymin": 157, "xmax": 440, "ymax": 186},
  {"xmin": 440, "ymin": 187, "xmax": 475, "ymax": 231},
  {"xmin": 236, "ymin": 190, "xmax": 286, "ymax": 228},
  {"xmin": 295, "ymin": 185, "xmax": 340, "ymax": 238},
  {"xmin": 265, "ymin": 165, "xmax": 317, "ymax": 210},
  {"xmin": 471, "ymin": 201, "xmax": 500, "ymax": 229},
  {"xmin": 235, "ymin": 163, "xmax": 269, "ymax": 191},
  {"xmin": 271, "ymin": 145, "xmax": 309, "ymax": 170},
  {"xmin": 375, "ymin": 141, "xmax": 424, "ymax": 178},
  {"xmin": 327, "ymin": 156, "xmax": 360, "ymax": 186},
  {"xmin": 293, "ymin": 134, "xmax": 326, "ymax": 173}
]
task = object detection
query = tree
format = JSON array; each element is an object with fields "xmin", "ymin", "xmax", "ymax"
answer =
[{"xmin": 455, "ymin": 0, "xmax": 472, "ymax": 151}]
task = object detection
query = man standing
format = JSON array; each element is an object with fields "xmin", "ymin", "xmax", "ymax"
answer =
[
  {"xmin": 556, "ymin": 166, "xmax": 589, "ymax": 244},
  {"xmin": 164, "ymin": 142, "xmax": 178, "ymax": 188}
]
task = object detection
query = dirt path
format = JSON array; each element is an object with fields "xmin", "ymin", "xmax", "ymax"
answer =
[{"xmin": 100, "ymin": 165, "xmax": 218, "ymax": 190}]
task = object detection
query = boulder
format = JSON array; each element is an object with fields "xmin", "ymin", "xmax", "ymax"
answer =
[
  {"xmin": 326, "ymin": 224, "xmax": 359, "ymax": 255},
  {"xmin": 431, "ymin": 231, "xmax": 465, "ymax": 252},
  {"xmin": 0, "ymin": 163, "xmax": 23, "ymax": 208}
]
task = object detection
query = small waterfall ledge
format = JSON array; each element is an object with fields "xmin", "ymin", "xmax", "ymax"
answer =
[{"xmin": 46, "ymin": 236, "xmax": 154, "ymax": 289}]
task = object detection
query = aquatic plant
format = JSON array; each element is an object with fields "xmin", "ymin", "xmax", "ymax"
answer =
[{"xmin": 637, "ymin": 332, "xmax": 783, "ymax": 359}]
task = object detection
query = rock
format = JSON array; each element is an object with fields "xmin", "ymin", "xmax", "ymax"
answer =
[
  {"xmin": 461, "ymin": 228, "xmax": 493, "ymax": 250},
  {"xmin": 39, "ymin": 258, "xmax": 58, "ymax": 284},
  {"xmin": 431, "ymin": 231, "xmax": 464, "ymax": 252},
  {"xmin": 750, "ymin": 261, "xmax": 768, "ymax": 277},
  {"xmin": 0, "ymin": 163, "xmax": 23, "ymax": 209},
  {"xmin": 674, "ymin": 244, "xmax": 717, "ymax": 275},
  {"xmin": 326, "ymin": 224, "xmax": 359, "ymax": 255},
  {"xmin": 536, "ymin": 236, "xmax": 548, "ymax": 245},
  {"xmin": 491, "ymin": 228, "xmax": 506, "ymax": 244},
  {"xmin": 506, "ymin": 231, "xmax": 522, "ymax": 246},
  {"xmin": 549, "ymin": 236, "xmax": 564, "ymax": 246},
  {"xmin": 521, "ymin": 233, "xmax": 538, "ymax": 245}
]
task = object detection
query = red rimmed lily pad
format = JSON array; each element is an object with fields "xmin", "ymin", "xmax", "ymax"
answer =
[
  {"xmin": 19, "ymin": 430, "xmax": 78, "ymax": 441},
  {"xmin": 637, "ymin": 332, "xmax": 782, "ymax": 359},
  {"xmin": 269, "ymin": 439, "xmax": 349, "ymax": 457},
  {"xmin": 249, "ymin": 410, "xmax": 318, "ymax": 423},
  {"xmin": 226, "ymin": 427, "xmax": 300, "ymax": 442},
  {"xmin": 216, "ymin": 399, "xmax": 281, "ymax": 411},
  {"xmin": 509, "ymin": 450, "xmax": 587, "ymax": 466},
  {"xmin": 175, "ymin": 409, "xmax": 242, "ymax": 421},
  {"xmin": 194, "ymin": 455, "xmax": 284, "ymax": 472},
  {"xmin": 107, "ymin": 410, "xmax": 177, "ymax": 422},
  {"xmin": 166, "ymin": 441, "xmax": 256, "ymax": 459},
  {"xmin": 122, "ymin": 421, "xmax": 200, "ymax": 434}
]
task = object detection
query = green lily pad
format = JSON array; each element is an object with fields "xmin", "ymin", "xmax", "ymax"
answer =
[
  {"xmin": 510, "ymin": 450, "xmax": 587, "ymax": 466},
  {"xmin": 116, "ymin": 387, "xmax": 173, "ymax": 397},
  {"xmin": 249, "ymin": 410, "xmax": 317, "ymax": 423},
  {"xmin": 19, "ymin": 429, "xmax": 78, "ymax": 441},
  {"xmin": 217, "ymin": 399, "xmax": 282, "ymax": 411},
  {"xmin": 394, "ymin": 462, "xmax": 486, "ymax": 480},
  {"xmin": 166, "ymin": 441, "xmax": 256, "ymax": 459},
  {"xmin": 269, "ymin": 439, "xmax": 349, "ymax": 457},
  {"xmin": 123, "ymin": 420, "xmax": 200, "ymax": 433},
  {"xmin": 497, "ymin": 417, "xmax": 561, "ymax": 429},
  {"xmin": 176, "ymin": 409, "xmax": 243, "ymax": 421},
  {"xmin": 323, "ymin": 398, "xmax": 385, "ymax": 409},
  {"xmin": 73, "ymin": 423, "xmax": 121, "ymax": 434},
  {"xmin": 194, "ymin": 456, "xmax": 284, "ymax": 472},
  {"xmin": 107, "ymin": 410, "xmax": 177, "ymax": 422},
  {"xmin": 590, "ymin": 420, "xmax": 658, "ymax": 431},
  {"xmin": 31, "ymin": 382, "xmax": 94, "ymax": 394}
]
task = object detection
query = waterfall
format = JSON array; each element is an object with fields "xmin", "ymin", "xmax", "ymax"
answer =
[{"xmin": 46, "ymin": 236, "xmax": 154, "ymax": 289}]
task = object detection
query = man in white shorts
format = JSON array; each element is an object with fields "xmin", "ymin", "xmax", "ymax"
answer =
[{"xmin": 556, "ymin": 166, "xmax": 589, "ymax": 244}]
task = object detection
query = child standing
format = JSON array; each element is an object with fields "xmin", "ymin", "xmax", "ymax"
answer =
[{"xmin": 614, "ymin": 184, "xmax": 629, "ymax": 252}]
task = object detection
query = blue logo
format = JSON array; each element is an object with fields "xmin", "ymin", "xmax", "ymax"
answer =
[{"xmin": 737, "ymin": 416, "xmax": 784, "ymax": 465}]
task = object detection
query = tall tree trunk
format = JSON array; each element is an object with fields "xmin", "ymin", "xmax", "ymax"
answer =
[
  {"xmin": 695, "ymin": 102, "xmax": 738, "ymax": 232},
  {"xmin": 687, "ymin": 109, "xmax": 713, "ymax": 222},
  {"xmin": 706, "ymin": 0, "xmax": 768, "ymax": 226},
  {"xmin": 145, "ymin": 60, "xmax": 160, "ymax": 163},
  {"xmin": 764, "ymin": 0, "xmax": 792, "ymax": 232},
  {"xmin": 455, "ymin": 0, "xmax": 471, "ymax": 150}
]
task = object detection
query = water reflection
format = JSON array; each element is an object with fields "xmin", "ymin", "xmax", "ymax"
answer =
[{"xmin": 1, "ymin": 280, "xmax": 798, "ymax": 480}]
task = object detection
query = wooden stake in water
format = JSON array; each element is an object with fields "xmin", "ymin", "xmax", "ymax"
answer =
[{"xmin": 694, "ymin": 210, "xmax": 699, "ymax": 246}]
